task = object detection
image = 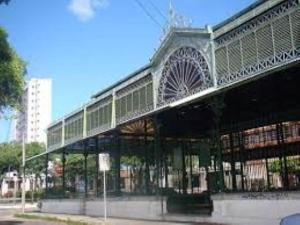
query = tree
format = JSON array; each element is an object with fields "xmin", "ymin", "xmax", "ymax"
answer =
[
  {"xmin": 0, "ymin": 142, "xmax": 21, "ymax": 176},
  {"xmin": 25, "ymin": 142, "xmax": 46, "ymax": 176},
  {"xmin": 0, "ymin": 27, "xmax": 26, "ymax": 115},
  {"xmin": 0, "ymin": 142, "xmax": 45, "ymax": 179}
]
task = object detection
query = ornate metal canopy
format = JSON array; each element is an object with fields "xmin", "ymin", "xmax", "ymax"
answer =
[
  {"xmin": 120, "ymin": 119, "xmax": 155, "ymax": 135},
  {"xmin": 157, "ymin": 46, "xmax": 212, "ymax": 106}
]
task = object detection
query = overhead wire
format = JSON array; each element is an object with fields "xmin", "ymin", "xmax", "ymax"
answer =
[
  {"xmin": 148, "ymin": 0, "xmax": 168, "ymax": 22},
  {"xmin": 132, "ymin": 0, "xmax": 164, "ymax": 29}
]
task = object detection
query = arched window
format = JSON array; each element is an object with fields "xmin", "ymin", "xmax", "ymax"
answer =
[{"xmin": 157, "ymin": 47, "xmax": 212, "ymax": 106}]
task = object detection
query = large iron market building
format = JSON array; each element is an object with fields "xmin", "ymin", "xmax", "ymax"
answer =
[{"xmin": 35, "ymin": 0, "xmax": 300, "ymax": 223}]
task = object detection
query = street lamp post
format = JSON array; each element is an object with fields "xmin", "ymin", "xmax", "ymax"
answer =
[
  {"xmin": 13, "ymin": 174, "xmax": 18, "ymax": 205},
  {"xmin": 22, "ymin": 134, "xmax": 26, "ymax": 213}
]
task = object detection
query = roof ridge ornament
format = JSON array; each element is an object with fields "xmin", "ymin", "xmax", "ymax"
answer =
[{"xmin": 159, "ymin": 0, "xmax": 193, "ymax": 42}]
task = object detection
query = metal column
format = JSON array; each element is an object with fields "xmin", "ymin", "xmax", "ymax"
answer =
[
  {"xmin": 276, "ymin": 123, "xmax": 289, "ymax": 190},
  {"xmin": 45, "ymin": 153, "xmax": 49, "ymax": 198},
  {"xmin": 144, "ymin": 119, "xmax": 150, "ymax": 194},
  {"xmin": 84, "ymin": 150, "xmax": 88, "ymax": 198},
  {"xmin": 114, "ymin": 133, "xmax": 121, "ymax": 195},
  {"xmin": 229, "ymin": 132, "xmax": 237, "ymax": 191},
  {"xmin": 62, "ymin": 151, "xmax": 66, "ymax": 196},
  {"xmin": 95, "ymin": 137, "xmax": 99, "ymax": 197},
  {"xmin": 154, "ymin": 116, "xmax": 161, "ymax": 195},
  {"xmin": 211, "ymin": 96, "xmax": 225, "ymax": 192}
]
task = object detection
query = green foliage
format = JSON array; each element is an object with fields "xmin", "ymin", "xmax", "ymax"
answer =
[
  {"xmin": 0, "ymin": 142, "xmax": 45, "ymax": 176},
  {"xmin": 0, "ymin": 142, "xmax": 21, "ymax": 174},
  {"xmin": 269, "ymin": 160, "xmax": 281, "ymax": 173},
  {"xmin": 0, "ymin": 27, "xmax": 26, "ymax": 115},
  {"xmin": 25, "ymin": 190, "xmax": 45, "ymax": 200},
  {"xmin": 14, "ymin": 214, "xmax": 89, "ymax": 225},
  {"xmin": 121, "ymin": 155, "xmax": 142, "ymax": 166},
  {"xmin": 269, "ymin": 158, "xmax": 300, "ymax": 173},
  {"xmin": 65, "ymin": 154, "xmax": 84, "ymax": 181},
  {"xmin": 64, "ymin": 154, "xmax": 96, "ymax": 185},
  {"xmin": 25, "ymin": 142, "xmax": 46, "ymax": 178}
]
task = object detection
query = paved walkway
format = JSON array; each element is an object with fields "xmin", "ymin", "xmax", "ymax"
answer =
[
  {"xmin": 0, "ymin": 203, "xmax": 37, "ymax": 210},
  {"xmin": 0, "ymin": 204, "xmax": 222, "ymax": 225},
  {"xmin": 24, "ymin": 212, "xmax": 223, "ymax": 225}
]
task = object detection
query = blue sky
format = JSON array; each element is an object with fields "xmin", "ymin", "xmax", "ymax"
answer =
[{"xmin": 0, "ymin": 0, "xmax": 254, "ymax": 143}]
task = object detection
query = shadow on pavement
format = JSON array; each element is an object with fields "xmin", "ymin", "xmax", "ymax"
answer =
[{"xmin": 0, "ymin": 221, "xmax": 23, "ymax": 225}]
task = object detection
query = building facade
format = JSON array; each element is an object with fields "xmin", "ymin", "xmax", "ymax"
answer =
[
  {"xmin": 33, "ymin": 0, "xmax": 300, "ymax": 223},
  {"xmin": 13, "ymin": 78, "xmax": 52, "ymax": 144}
]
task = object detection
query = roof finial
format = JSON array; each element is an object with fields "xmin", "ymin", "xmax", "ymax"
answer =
[
  {"xmin": 169, "ymin": 0, "xmax": 175, "ymax": 22},
  {"xmin": 160, "ymin": 0, "xmax": 193, "ymax": 43}
]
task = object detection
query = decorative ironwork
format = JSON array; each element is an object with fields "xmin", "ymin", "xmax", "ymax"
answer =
[
  {"xmin": 120, "ymin": 119, "xmax": 155, "ymax": 135},
  {"xmin": 47, "ymin": 122, "xmax": 63, "ymax": 150},
  {"xmin": 160, "ymin": 0, "xmax": 192, "ymax": 42},
  {"xmin": 215, "ymin": 0, "xmax": 298, "ymax": 47},
  {"xmin": 157, "ymin": 46, "xmax": 212, "ymax": 106},
  {"xmin": 116, "ymin": 103, "xmax": 154, "ymax": 125},
  {"xmin": 218, "ymin": 48, "xmax": 300, "ymax": 86},
  {"xmin": 215, "ymin": 0, "xmax": 300, "ymax": 86},
  {"xmin": 86, "ymin": 96, "xmax": 112, "ymax": 137},
  {"xmin": 116, "ymin": 78, "xmax": 154, "ymax": 125},
  {"xmin": 64, "ymin": 111, "xmax": 84, "ymax": 145},
  {"xmin": 116, "ymin": 74, "xmax": 152, "ymax": 98}
]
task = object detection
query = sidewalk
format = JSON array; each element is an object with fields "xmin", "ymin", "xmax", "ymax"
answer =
[
  {"xmin": 0, "ymin": 203, "xmax": 37, "ymax": 210},
  {"xmin": 23, "ymin": 212, "xmax": 223, "ymax": 225}
]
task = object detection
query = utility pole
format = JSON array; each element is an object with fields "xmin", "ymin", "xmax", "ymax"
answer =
[{"xmin": 22, "ymin": 134, "xmax": 26, "ymax": 213}]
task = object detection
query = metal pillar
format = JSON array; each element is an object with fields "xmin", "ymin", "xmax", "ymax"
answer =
[
  {"xmin": 229, "ymin": 132, "xmax": 237, "ymax": 191},
  {"xmin": 241, "ymin": 162, "xmax": 245, "ymax": 191},
  {"xmin": 265, "ymin": 158, "xmax": 270, "ymax": 190},
  {"xmin": 45, "ymin": 153, "xmax": 49, "ymax": 198},
  {"xmin": 181, "ymin": 141, "xmax": 187, "ymax": 194},
  {"xmin": 163, "ymin": 141, "xmax": 169, "ymax": 189},
  {"xmin": 154, "ymin": 116, "xmax": 165, "ymax": 217},
  {"xmin": 95, "ymin": 137, "xmax": 99, "ymax": 197},
  {"xmin": 154, "ymin": 116, "xmax": 161, "ymax": 195},
  {"xmin": 84, "ymin": 150, "xmax": 88, "ymax": 198},
  {"xmin": 276, "ymin": 123, "xmax": 289, "ymax": 190},
  {"xmin": 210, "ymin": 96, "xmax": 225, "ymax": 192},
  {"xmin": 62, "ymin": 151, "xmax": 66, "ymax": 196},
  {"xmin": 238, "ymin": 131, "xmax": 245, "ymax": 191},
  {"xmin": 144, "ymin": 120, "xmax": 150, "ymax": 194},
  {"xmin": 114, "ymin": 132, "xmax": 121, "ymax": 195},
  {"xmin": 189, "ymin": 142, "xmax": 193, "ymax": 193}
]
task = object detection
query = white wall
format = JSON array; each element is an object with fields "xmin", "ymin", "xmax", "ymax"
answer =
[{"xmin": 40, "ymin": 193, "xmax": 300, "ymax": 225}]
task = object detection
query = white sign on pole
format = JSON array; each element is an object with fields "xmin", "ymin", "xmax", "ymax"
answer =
[
  {"xmin": 98, "ymin": 153, "xmax": 110, "ymax": 221},
  {"xmin": 99, "ymin": 153, "xmax": 110, "ymax": 171}
]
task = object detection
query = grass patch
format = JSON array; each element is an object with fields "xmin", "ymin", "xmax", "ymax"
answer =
[{"xmin": 14, "ymin": 213, "xmax": 91, "ymax": 225}]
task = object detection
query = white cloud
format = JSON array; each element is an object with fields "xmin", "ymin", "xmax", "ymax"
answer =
[{"xmin": 68, "ymin": 0, "xmax": 109, "ymax": 22}]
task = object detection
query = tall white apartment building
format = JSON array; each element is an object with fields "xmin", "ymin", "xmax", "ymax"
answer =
[{"xmin": 13, "ymin": 78, "xmax": 52, "ymax": 144}]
